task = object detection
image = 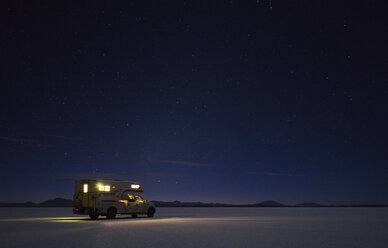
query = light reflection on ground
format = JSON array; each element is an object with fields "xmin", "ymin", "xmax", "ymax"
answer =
[
  {"xmin": 0, "ymin": 208, "xmax": 386, "ymax": 248},
  {"xmin": 0, "ymin": 216, "xmax": 279, "ymax": 224},
  {"xmin": 0, "ymin": 217, "xmax": 89, "ymax": 223}
]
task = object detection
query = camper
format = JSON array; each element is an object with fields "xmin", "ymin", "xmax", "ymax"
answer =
[{"xmin": 73, "ymin": 179, "xmax": 156, "ymax": 220}]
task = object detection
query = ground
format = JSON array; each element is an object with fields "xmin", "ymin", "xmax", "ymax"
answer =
[{"xmin": 0, "ymin": 207, "xmax": 387, "ymax": 247}]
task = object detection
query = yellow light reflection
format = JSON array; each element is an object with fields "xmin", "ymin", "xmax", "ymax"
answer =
[
  {"xmin": 0, "ymin": 216, "xmax": 90, "ymax": 223},
  {"xmin": 118, "ymin": 200, "xmax": 128, "ymax": 207}
]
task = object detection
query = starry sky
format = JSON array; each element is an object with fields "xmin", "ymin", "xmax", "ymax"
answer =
[{"xmin": 0, "ymin": 1, "xmax": 387, "ymax": 204}]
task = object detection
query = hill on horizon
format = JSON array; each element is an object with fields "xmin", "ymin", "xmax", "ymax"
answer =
[{"xmin": 1, "ymin": 198, "xmax": 387, "ymax": 208}]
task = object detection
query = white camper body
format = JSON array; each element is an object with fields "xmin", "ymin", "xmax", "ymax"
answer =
[{"xmin": 73, "ymin": 179, "xmax": 156, "ymax": 219}]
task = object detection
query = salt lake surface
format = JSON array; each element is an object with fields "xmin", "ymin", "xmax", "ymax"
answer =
[{"xmin": 0, "ymin": 207, "xmax": 387, "ymax": 248}]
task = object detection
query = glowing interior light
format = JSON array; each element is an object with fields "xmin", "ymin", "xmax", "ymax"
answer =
[
  {"xmin": 83, "ymin": 184, "xmax": 88, "ymax": 193},
  {"xmin": 98, "ymin": 184, "xmax": 111, "ymax": 192},
  {"xmin": 131, "ymin": 184, "xmax": 140, "ymax": 189}
]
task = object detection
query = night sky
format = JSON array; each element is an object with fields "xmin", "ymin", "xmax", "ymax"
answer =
[{"xmin": 1, "ymin": 1, "xmax": 387, "ymax": 204}]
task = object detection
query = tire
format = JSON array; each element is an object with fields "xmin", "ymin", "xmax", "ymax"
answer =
[
  {"xmin": 147, "ymin": 207, "xmax": 155, "ymax": 218},
  {"xmin": 131, "ymin": 214, "xmax": 138, "ymax": 218},
  {"xmin": 89, "ymin": 211, "xmax": 99, "ymax": 220},
  {"xmin": 106, "ymin": 207, "xmax": 117, "ymax": 219}
]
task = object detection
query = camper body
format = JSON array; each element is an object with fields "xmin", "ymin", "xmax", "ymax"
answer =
[{"xmin": 73, "ymin": 179, "xmax": 156, "ymax": 219}]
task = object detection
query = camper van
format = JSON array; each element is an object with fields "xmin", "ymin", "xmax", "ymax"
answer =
[{"xmin": 73, "ymin": 179, "xmax": 156, "ymax": 220}]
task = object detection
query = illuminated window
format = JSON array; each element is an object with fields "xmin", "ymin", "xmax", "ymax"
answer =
[
  {"xmin": 98, "ymin": 184, "xmax": 111, "ymax": 192},
  {"xmin": 135, "ymin": 195, "xmax": 144, "ymax": 202},
  {"xmin": 131, "ymin": 184, "xmax": 140, "ymax": 189},
  {"xmin": 127, "ymin": 194, "xmax": 135, "ymax": 202},
  {"xmin": 83, "ymin": 184, "xmax": 88, "ymax": 193}
]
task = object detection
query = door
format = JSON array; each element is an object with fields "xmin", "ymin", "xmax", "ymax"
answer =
[
  {"xmin": 135, "ymin": 195, "xmax": 147, "ymax": 213},
  {"xmin": 122, "ymin": 193, "xmax": 138, "ymax": 213},
  {"xmin": 81, "ymin": 193, "xmax": 89, "ymax": 208}
]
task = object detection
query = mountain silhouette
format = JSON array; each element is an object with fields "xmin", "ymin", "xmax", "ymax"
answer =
[
  {"xmin": 0, "ymin": 199, "xmax": 386, "ymax": 208},
  {"xmin": 0, "ymin": 198, "xmax": 72, "ymax": 207},
  {"xmin": 295, "ymin": 202, "xmax": 324, "ymax": 207},
  {"xmin": 251, "ymin": 201, "xmax": 285, "ymax": 207}
]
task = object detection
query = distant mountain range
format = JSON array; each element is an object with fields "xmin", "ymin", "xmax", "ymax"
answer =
[
  {"xmin": 151, "ymin": 200, "xmax": 387, "ymax": 207},
  {"xmin": 151, "ymin": 200, "xmax": 289, "ymax": 207},
  {"xmin": 0, "ymin": 198, "xmax": 386, "ymax": 208},
  {"xmin": 0, "ymin": 198, "xmax": 73, "ymax": 207}
]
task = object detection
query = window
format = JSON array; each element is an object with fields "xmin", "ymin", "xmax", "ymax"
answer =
[
  {"xmin": 135, "ymin": 195, "xmax": 144, "ymax": 202},
  {"xmin": 128, "ymin": 194, "xmax": 135, "ymax": 202},
  {"xmin": 83, "ymin": 184, "xmax": 88, "ymax": 193},
  {"xmin": 98, "ymin": 184, "xmax": 111, "ymax": 192},
  {"xmin": 131, "ymin": 184, "xmax": 140, "ymax": 189}
]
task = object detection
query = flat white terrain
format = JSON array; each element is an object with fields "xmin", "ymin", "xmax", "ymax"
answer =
[{"xmin": 0, "ymin": 207, "xmax": 387, "ymax": 248}]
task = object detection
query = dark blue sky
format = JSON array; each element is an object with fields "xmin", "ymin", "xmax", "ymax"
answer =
[{"xmin": 0, "ymin": 1, "xmax": 387, "ymax": 204}]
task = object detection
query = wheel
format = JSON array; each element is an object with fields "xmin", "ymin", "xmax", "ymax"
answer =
[
  {"xmin": 106, "ymin": 207, "xmax": 117, "ymax": 219},
  {"xmin": 147, "ymin": 207, "xmax": 155, "ymax": 218},
  {"xmin": 131, "ymin": 214, "xmax": 138, "ymax": 218},
  {"xmin": 89, "ymin": 211, "xmax": 99, "ymax": 220}
]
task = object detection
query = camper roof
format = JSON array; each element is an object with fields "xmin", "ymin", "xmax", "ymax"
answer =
[{"xmin": 75, "ymin": 179, "xmax": 144, "ymax": 192}]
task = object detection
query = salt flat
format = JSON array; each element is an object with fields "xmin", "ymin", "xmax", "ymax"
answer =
[{"xmin": 0, "ymin": 207, "xmax": 387, "ymax": 248}]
